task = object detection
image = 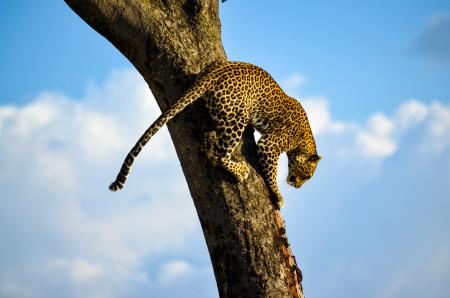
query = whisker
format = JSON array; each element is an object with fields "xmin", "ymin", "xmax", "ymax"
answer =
[{"xmin": 278, "ymin": 180, "xmax": 289, "ymax": 184}]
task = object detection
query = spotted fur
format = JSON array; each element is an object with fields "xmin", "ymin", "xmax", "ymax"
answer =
[{"xmin": 109, "ymin": 61, "xmax": 320, "ymax": 208}]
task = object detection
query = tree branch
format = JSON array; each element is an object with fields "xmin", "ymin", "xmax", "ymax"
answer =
[{"xmin": 64, "ymin": 0, "xmax": 304, "ymax": 297}]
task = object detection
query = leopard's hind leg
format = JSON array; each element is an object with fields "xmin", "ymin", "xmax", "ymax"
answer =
[{"xmin": 205, "ymin": 107, "xmax": 250, "ymax": 182}]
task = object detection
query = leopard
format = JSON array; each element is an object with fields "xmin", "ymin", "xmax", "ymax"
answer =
[{"xmin": 109, "ymin": 61, "xmax": 321, "ymax": 209}]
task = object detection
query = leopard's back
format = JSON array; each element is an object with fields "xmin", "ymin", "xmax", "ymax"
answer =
[{"xmin": 203, "ymin": 61, "xmax": 315, "ymax": 152}]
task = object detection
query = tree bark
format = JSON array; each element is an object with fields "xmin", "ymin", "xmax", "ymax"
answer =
[{"xmin": 64, "ymin": 1, "xmax": 304, "ymax": 297}]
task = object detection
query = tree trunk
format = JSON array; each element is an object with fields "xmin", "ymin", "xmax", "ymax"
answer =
[{"xmin": 64, "ymin": 1, "xmax": 304, "ymax": 297}]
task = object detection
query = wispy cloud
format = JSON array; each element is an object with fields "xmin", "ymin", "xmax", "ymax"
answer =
[
  {"xmin": 1, "ymin": 69, "xmax": 449, "ymax": 298},
  {"xmin": 280, "ymin": 78, "xmax": 450, "ymax": 297},
  {"xmin": 0, "ymin": 69, "xmax": 212, "ymax": 298},
  {"xmin": 283, "ymin": 73, "xmax": 307, "ymax": 97},
  {"xmin": 158, "ymin": 260, "xmax": 194, "ymax": 285},
  {"xmin": 288, "ymin": 87, "xmax": 450, "ymax": 162},
  {"xmin": 412, "ymin": 13, "xmax": 450, "ymax": 64}
]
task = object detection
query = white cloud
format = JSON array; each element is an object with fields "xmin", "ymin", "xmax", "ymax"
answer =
[
  {"xmin": 356, "ymin": 113, "xmax": 396, "ymax": 158},
  {"xmin": 1, "ymin": 69, "xmax": 449, "ymax": 298},
  {"xmin": 283, "ymin": 73, "xmax": 307, "ymax": 96},
  {"xmin": 394, "ymin": 99, "xmax": 428, "ymax": 129},
  {"xmin": 0, "ymin": 69, "xmax": 204, "ymax": 298},
  {"xmin": 289, "ymin": 88, "xmax": 450, "ymax": 161},
  {"xmin": 282, "ymin": 74, "xmax": 450, "ymax": 160},
  {"xmin": 425, "ymin": 101, "xmax": 450, "ymax": 153},
  {"xmin": 33, "ymin": 152, "xmax": 78, "ymax": 191},
  {"xmin": 280, "ymin": 82, "xmax": 450, "ymax": 298},
  {"xmin": 51, "ymin": 258, "xmax": 104, "ymax": 283},
  {"xmin": 6, "ymin": 95, "xmax": 62, "ymax": 138},
  {"xmin": 158, "ymin": 260, "xmax": 194, "ymax": 285},
  {"xmin": 78, "ymin": 111, "xmax": 126, "ymax": 162},
  {"xmin": 302, "ymin": 97, "xmax": 348, "ymax": 134}
]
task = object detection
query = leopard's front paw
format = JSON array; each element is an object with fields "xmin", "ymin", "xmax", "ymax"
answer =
[
  {"xmin": 276, "ymin": 196, "xmax": 284, "ymax": 209},
  {"xmin": 233, "ymin": 161, "xmax": 250, "ymax": 182},
  {"xmin": 239, "ymin": 163, "xmax": 250, "ymax": 181}
]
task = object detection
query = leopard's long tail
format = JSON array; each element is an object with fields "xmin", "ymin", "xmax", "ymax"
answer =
[{"xmin": 109, "ymin": 82, "xmax": 208, "ymax": 191}]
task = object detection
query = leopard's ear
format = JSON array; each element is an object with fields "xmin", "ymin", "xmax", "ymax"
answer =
[{"xmin": 308, "ymin": 154, "xmax": 321, "ymax": 163}]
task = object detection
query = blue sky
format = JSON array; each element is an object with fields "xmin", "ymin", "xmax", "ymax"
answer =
[{"xmin": 1, "ymin": 1, "xmax": 449, "ymax": 298}]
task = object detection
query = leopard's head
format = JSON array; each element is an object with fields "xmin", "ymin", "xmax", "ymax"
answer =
[{"xmin": 287, "ymin": 152, "xmax": 321, "ymax": 188}]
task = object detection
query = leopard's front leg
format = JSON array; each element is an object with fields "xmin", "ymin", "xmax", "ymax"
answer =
[{"xmin": 257, "ymin": 135, "xmax": 283, "ymax": 209}]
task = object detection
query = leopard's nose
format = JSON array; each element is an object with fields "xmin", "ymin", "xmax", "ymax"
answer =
[{"xmin": 288, "ymin": 175, "xmax": 296, "ymax": 183}]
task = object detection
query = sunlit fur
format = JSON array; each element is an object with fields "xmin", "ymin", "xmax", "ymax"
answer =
[
  {"xmin": 109, "ymin": 61, "xmax": 321, "ymax": 209},
  {"xmin": 287, "ymin": 153, "xmax": 321, "ymax": 188}
]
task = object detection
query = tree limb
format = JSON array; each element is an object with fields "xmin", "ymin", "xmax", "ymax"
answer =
[{"xmin": 64, "ymin": 0, "xmax": 304, "ymax": 297}]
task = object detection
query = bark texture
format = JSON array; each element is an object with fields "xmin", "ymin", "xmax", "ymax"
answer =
[{"xmin": 64, "ymin": 1, "xmax": 304, "ymax": 297}]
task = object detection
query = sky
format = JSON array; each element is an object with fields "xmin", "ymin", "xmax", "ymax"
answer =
[{"xmin": 0, "ymin": 1, "xmax": 449, "ymax": 298}]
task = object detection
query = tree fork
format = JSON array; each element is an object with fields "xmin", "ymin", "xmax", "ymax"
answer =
[{"xmin": 64, "ymin": 0, "xmax": 305, "ymax": 297}]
